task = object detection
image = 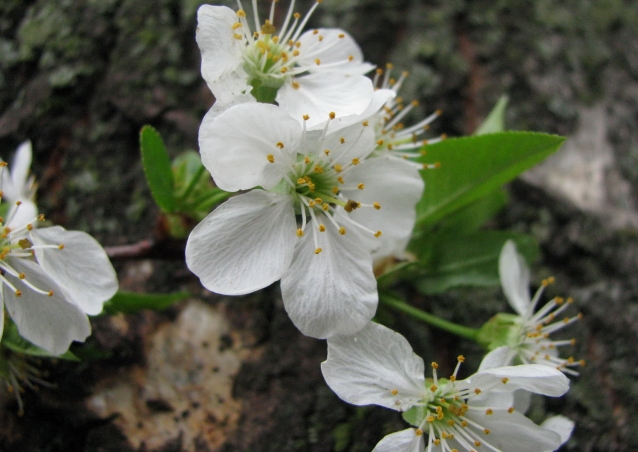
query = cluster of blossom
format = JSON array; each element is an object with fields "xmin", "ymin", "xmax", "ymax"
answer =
[
  {"xmin": 188, "ymin": 2, "xmax": 577, "ymax": 451},
  {"xmin": 0, "ymin": 142, "xmax": 118, "ymax": 356}
]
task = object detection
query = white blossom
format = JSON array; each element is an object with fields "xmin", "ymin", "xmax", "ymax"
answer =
[
  {"xmin": 196, "ymin": 1, "xmax": 377, "ymax": 129},
  {"xmin": 322, "ymin": 321, "xmax": 571, "ymax": 452},
  {"xmin": 487, "ymin": 240, "xmax": 584, "ymax": 374},
  {"xmin": 187, "ymin": 102, "xmax": 423, "ymax": 338},
  {"xmin": 0, "ymin": 164, "xmax": 118, "ymax": 355}
]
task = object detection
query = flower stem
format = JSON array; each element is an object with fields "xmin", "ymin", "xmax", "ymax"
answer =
[{"xmin": 379, "ymin": 294, "xmax": 479, "ymax": 342}]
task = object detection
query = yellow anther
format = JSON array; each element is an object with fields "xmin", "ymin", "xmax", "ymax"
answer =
[
  {"xmin": 318, "ymin": 35, "xmax": 323, "ymax": 41},
  {"xmin": 292, "ymin": 81, "xmax": 300, "ymax": 90},
  {"xmin": 18, "ymin": 273, "xmax": 25, "ymax": 279},
  {"xmin": 15, "ymin": 290, "xmax": 22, "ymax": 297},
  {"xmin": 308, "ymin": 200, "xmax": 316, "ymax": 208},
  {"xmin": 508, "ymin": 407, "xmax": 515, "ymax": 413},
  {"xmin": 293, "ymin": 49, "xmax": 300, "ymax": 56},
  {"xmin": 376, "ymin": 68, "xmax": 383, "ymax": 75},
  {"xmin": 501, "ymin": 378, "xmax": 509, "ymax": 384},
  {"xmin": 435, "ymin": 406, "xmax": 442, "ymax": 413},
  {"xmin": 233, "ymin": 33, "xmax": 242, "ymax": 39},
  {"xmin": 296, "ymin": 228, "xmax": 304, "ymax": 237},
  {"xmin": 329, "ymin": 111, "xmax": 336, "ymax": 119},
  {"xmin": 449, "ymin": 375, "xmax": 456, "ymax": 382},
  {"xmin": 568, "ymin": 297, "xmax": 575, "ymax": 304},
  {"xmin": 376, "ymin": 139, "xmax": 384, "ymax": 146},
  {"xmin": 415, "ymin": 428, "xmax": 423, "ymax": 436},
  {"xmin": 232, "ymin": 22, "xmax": 242, "ymax": 29},
  {"xmin": 338, "ymin": 33, "xmax": 345, "ymax": 38},
  {"xmin": 314, "ymin": 198, "xmax": 322, "ymax": 203},
  {"xmin": 374, "ymin": 230, "xmax": 382, "ymax": 238},
  {"xmin": 426, "ymin": 416, "xmax": 435, "ymax": 423},
  {"xmin": 38, "ymin": 214, "xmax": 45, "ymax": 221},
  {"xmin": 448, "ymin": 420, "xmax": 455, "ymax": 426},
  {"xmin": 430, "ymin": 384, "xmax": 438, "ymax": 392},
  {"xmin": 351, "ymin": 158, "xmax": 360, "ymax": 165},
  {"xmin": 485, "ymin": 409, "xmax": 493, "ymax": 415},
  {"xmin": 333, "ymin": 164, "xmax": 343, "ymax": 173},
  {"xmin": 315, "ymin": 58, "xmax": 321, "ymax": 65},
  {"xmin": 458, "ymin": 355, "xmax": 465, "ymax": 362},
  {"xmin": 391, "ymin": 388, "xmax": 398, "ymax": 395},
  {"xmin": 293, "ymin": 12, "xmax": 301, "ymax": 19},
  {"xmin": 237, "ymin": 9, "xmax": 246, "ymax": 17},
  {"xmin": 314, "ymin": 165, "xmax": 324, "ymax": 174},
  {"xmin": 362, "ymin": 121, "xmax": 369, "ymax": 127},
  {"xmin": 303, "ymin": 114, "xmax": 310, "ymax": 121},
  {"xmin": 314, "ymin": 248, "xmax": 322, "ymax": 254},
  {"xmin": 357, "ymin": 183, "xmax": 365, "ymax": 190},
  {"xmin": 461, "ymin": 421, "xmax": 468, "ymax": 427},
  {"xmin": 386, "ymin": 63, "xmax": 394, "ymax": 69},
  {"xmin": 340, "ymin": 137, "xmax": 345, "ymax": 144},
  {"xmin": 26, "ymin": 224, "xmax": 33, "ymax": 231},
  {"xmin": 348, "ymin": 55, "xmax": 354, "ymax": 61},
  {"xmin": 322, "ymin": 203, "xmax": 329, "ymax": 211},
  {"xmin": 474, "ymin": 388, "xmax": 482, "ymax": 395},
  {"xmin": 297, "ymin": 177, "xmax": 306, "ymax": 184},
  {"xmin": 434, "ymin": 439, "xmax": 441, "ymax": 445},
  {"xmin": 48, "ymin": 290, "xmax": 54, "ymax": 297},
  {"xmin": 331, "ymin": 187, "xmax": 339, "ymax": 194},
  {"xmin": 324, "ymin": 149, "xmax": 330, "ymax": 156},
  {"xmin": 312, "ymin": 29, "xmax": 319, "ymax": 35},
  {"xmin": 261, "ymin": 20, "xmax": 276, "ymax": 35},
  {"xmin": 267, "ymin": 154, "xmax": 275, "ymax": 163},
  {"xmin": 304, "ymin": 156, "xmax": 311, "ymax": 164},
  {"xmin": 373, "ymin": 202, "xmax": 381, "ymax": 210},
  {"xmin": 0, "ymin": 162, "xmax": 7, "ymax": 167},
  {"xmin": 337, "ymin": 176, "xmax": 344, "ymax": 184},
  {"xmin": 437, "ymin": 411, "xmax": 444, "ymax": 420},
  {"xmin": 484, "ymin": 429, "xmax": 491, "ymax": 434},
  {"xmin": 318, "ymin": 224, "xmax": 326, "ymax": 232}
]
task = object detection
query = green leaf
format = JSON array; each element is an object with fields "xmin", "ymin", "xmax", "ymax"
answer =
[
  {"xmin": 412, "ymin": 231, "xmax": 539, "ymax": 294},
  {"xmin": 103, "ymin": 290, "xmax": 190, "ymax": 314},
  {"xmin": 431, "ymin": 188, "xmax": 509, "ymax": 236},
  {"xmin": 140, "ymin": 125, "xmax": 177, "ymax": 213},
  {"xmin": 416, "ymin": 132, "xmax": 565, "ymax": 227},
  {"xmin": 1, "ymin": 321, "xmax": 79, "ymax": 360},
  {"xmin": 475, "ymin": 95, "xmax": 509, "ymax": 135}
]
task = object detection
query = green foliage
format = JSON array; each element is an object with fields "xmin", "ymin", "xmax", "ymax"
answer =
[
  {"xmin": 415, "ymin": 132, "xmax": 565, "ymax": 227},
  {"xmin": 102, "ymin": 290, "xmax": 190, "ymax": 314},
  {"xmin": 476, "ymin": 313, "xmax": 523, "ymax": 350},
  {"xmin": 475, "ymin": 95, "xmax": 509, "ymax": 135},
  {"xmin": 140, "ymin": 125, "xmax": 177, "ymax": 213},
  {"xmin": 412, "ymin": 231, "xmax": 538, "ymax": 295},
  {"xmin": 1, "ymin": 321, "xmax": 79, "ymax": 360}
]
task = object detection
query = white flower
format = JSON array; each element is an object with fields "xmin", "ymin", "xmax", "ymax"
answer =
[
  {"xmin": 187, "ymin": 102, "xmax": 423, "ymax": 338},
  {"xmin": 196, "ymin": 1, "xmax": 377, "ymax": 129},
  {"xmin": 485, "ymin": 240, "xmax": 584, "ymax": 374},
  {"xmin": 0, "ymin": 141, "xmax": 38, "ymax": 228},
  {"xmin": 322, "ymin": 321, "xmax": 571, "ymax": 452},
  {"xmin": 0, "ymin": 186, "xmax": 119, "ymax": 355}
]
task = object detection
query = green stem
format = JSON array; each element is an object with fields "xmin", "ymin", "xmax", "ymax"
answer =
[
  {"xmin": 178, "ymin": 164, "xmax": 207, "ymax": 201},
  {"xmin": 379, "ymin": 294, "xmax": 479, "ymax": 342}
]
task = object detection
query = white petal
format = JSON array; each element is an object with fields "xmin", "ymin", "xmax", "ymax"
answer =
[
  {"xmin": 30, "ymin": 226, "xmax": 118, "ymax": 315},
  {"xmin": 7, "ymin": 141, "xmax": 33, "ymax": 201},
  {"xmin": 296, "ymin": 28, "xmax": 375, "ymax": 75},
  {"xmin": 513, "ymin": 389, "xmax": 533, "ymax": 413},
  {"xmin": 339, "ymin": 157, "xmax": 423, "ymax": 259},
  {"xmin": 541, "ymin": 415, "xmax": 574, "ymax": 447},
  {"xmin": 0, "ymin": 291, "xmax": 4, "ymax": 343},
  {"xmin": 186, "ymin": 190, "xmax": 296, "ymax": 295},
  {"xmin": 478, "ymin": 346, "xmax": 517, "ymax": 371},
  {"xmin": 372, "ymin": 429, "xmax": 424, "ymax": 452},
  {"xmin": 201, "ymin": 93, "xmax": 256, "ymax": 126},
  {"xmin": 329, "ymin": 89, "xmax": 396, "ymax": 132},
  {"xmin": 199, "ymin": 103, "xmax": 302, "ymax": 191},
  {"xmin": 281, "ymin": 216, "xmax": 377, "ymax": 338},
  {"xmin": 466, "ymin": 410, "xmax": 562, "ymax": 452},
  {"xmin": 322, "ymin": 322, "xmax": 426, "ymax": 411},
  {"xmin": 6, "ymin": 199, "xmax": 38, "ymax": 231},
  {"xmin": 499, "ymin": 239, "xmax": 531, "ymax": 316},
  {"xmin": 3, "ymin": 258, "xmax": 91, "ymax": 355},
  {"xmin": 196, "ymin": 5, "xmax": 252, "ymax": 103},
  {"xmin": 468, "ymin": 364, "xmax": 570, "ymax": 397},
  {"xmin": 320, "ymin": 121, "xmax": 375, "ymax": 164},
  {"xmin": 277, "ymin": 73, "xmax": 374, "ymax": 129}
]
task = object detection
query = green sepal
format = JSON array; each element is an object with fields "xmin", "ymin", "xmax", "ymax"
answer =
[
  {"xmin": 1, "ymin": 321, "xmax": 79, "ymax": 360},
  {"xmin": 415, "ymin": 132, "xmax": 565, "ymax": 227},
  {"xmin": 102, "ymin": 290, "xmax": 190, "ymax": 314},
  {"xmin": 140, "ymin": 125, "xmax": 177, "ymax": 213},
  {"xmin": 476, "ymin": 313, "xmax": 523, "ymax": 350},
  {"xmin": 402, "ymin": 405, "xmax": 427, "ymax": 427},
  {"xmin": 475, "ymin": 95, "xmax": 509, "ymax": 135}
]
